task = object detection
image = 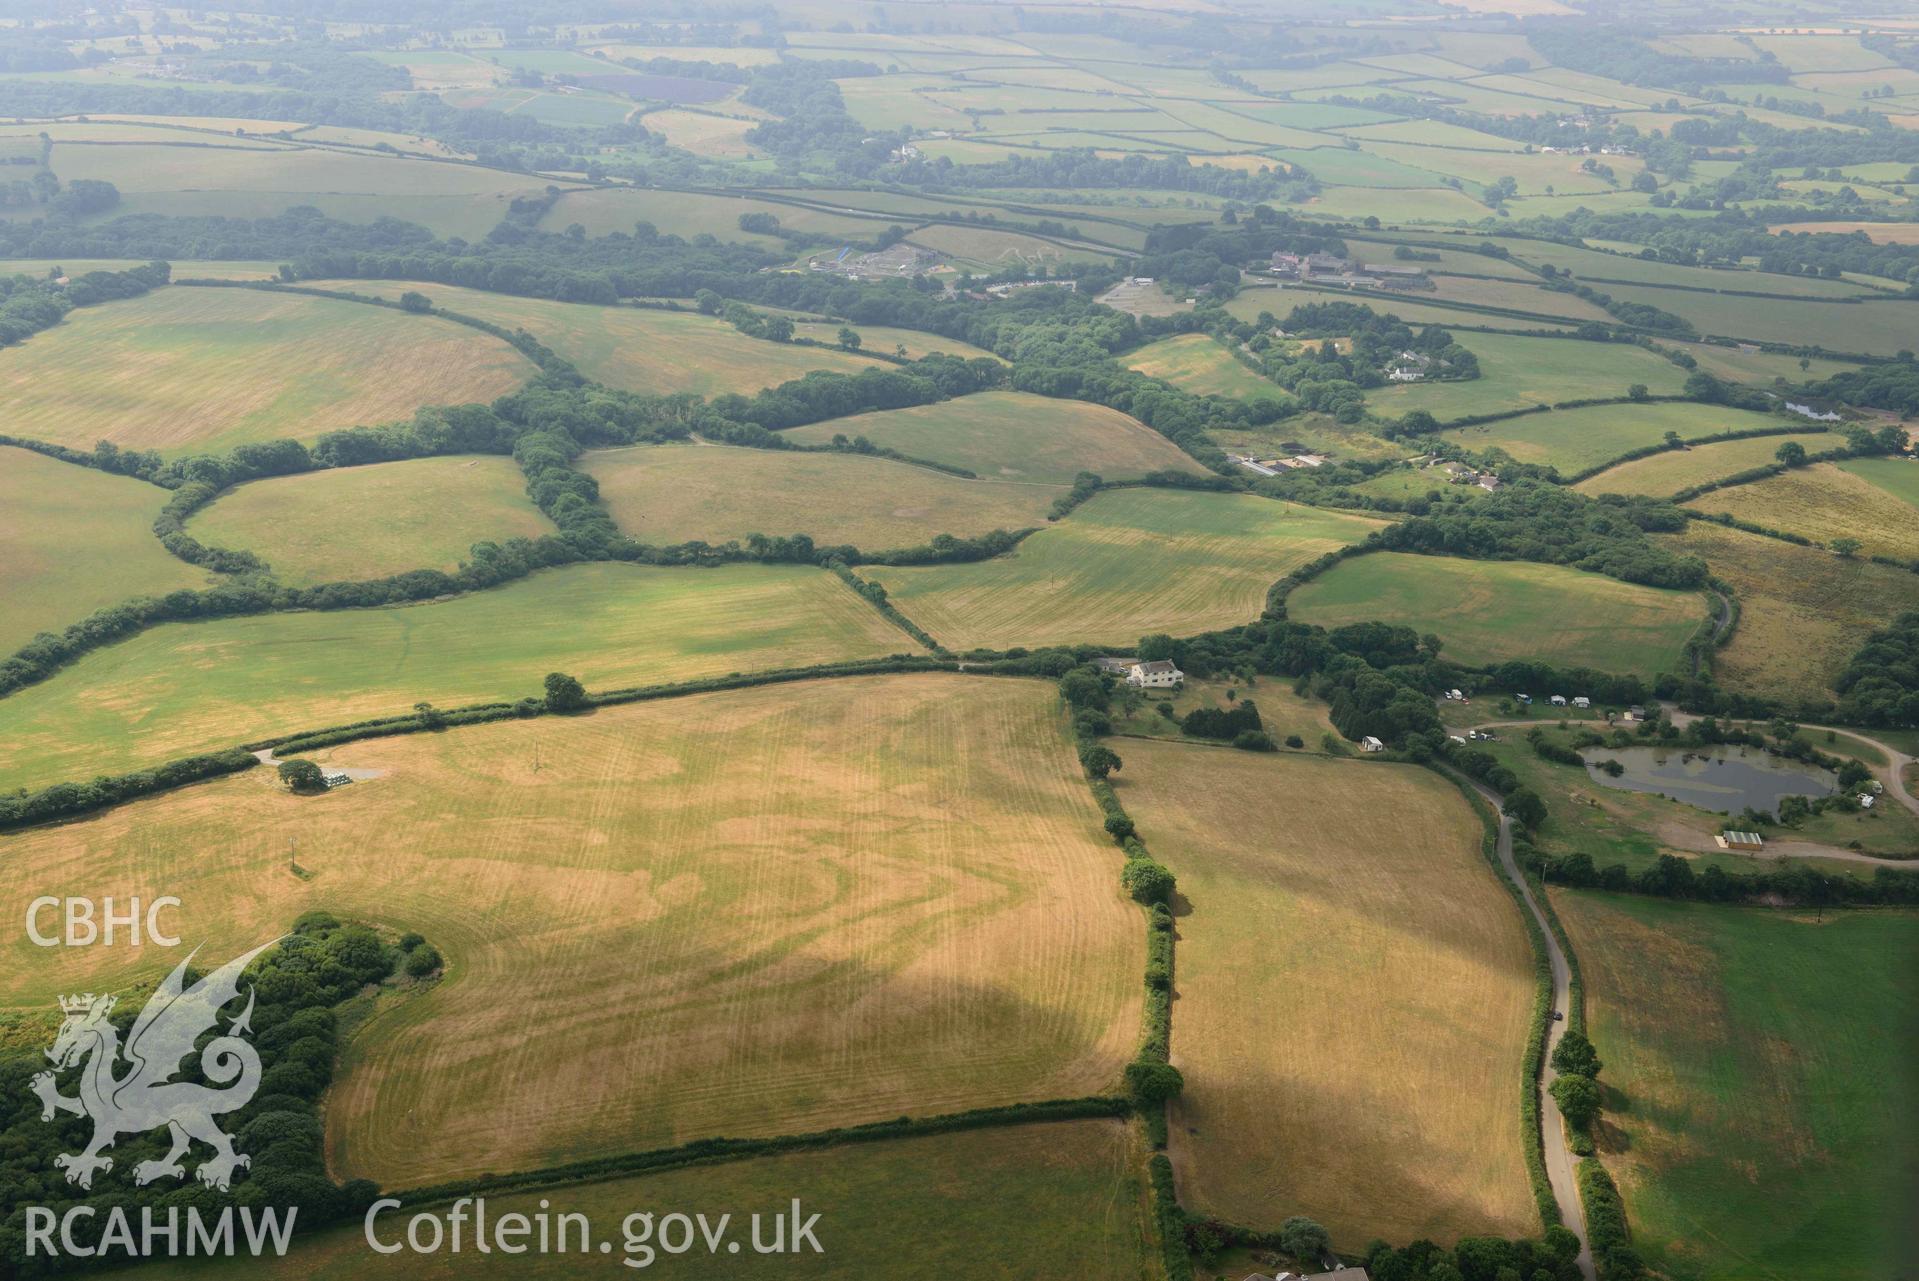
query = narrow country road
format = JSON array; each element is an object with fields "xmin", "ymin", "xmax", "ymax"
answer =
[{"xmin": 1462, "ymin": 774, "xmax": 1596, "ymax": 1281}]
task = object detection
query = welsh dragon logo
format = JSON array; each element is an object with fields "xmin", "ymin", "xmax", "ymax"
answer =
[{"xmin": 31, "ymin": 941, "xmax": 278, "ymax": 1192}]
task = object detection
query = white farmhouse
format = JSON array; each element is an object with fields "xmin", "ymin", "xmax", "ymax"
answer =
[{"xmin": 1126, "ymin": 659, "xmax": 1184, "ymax": 690}]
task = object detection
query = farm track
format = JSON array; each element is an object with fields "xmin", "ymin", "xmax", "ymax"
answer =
[{"xmin": 1460, "ymin": 773, "xmax": 1596, "ymax": 1281}]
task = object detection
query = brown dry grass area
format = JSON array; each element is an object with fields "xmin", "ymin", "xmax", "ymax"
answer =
[
  {"xmin": 0, "ymin": 675, "xmax": 1142, "ymax": 1188},
  {"xmin": 1666, "ymin": 522, "xmax": 1919, "ymax": 703},
  {"xmin": 0, "ymin": 288, "xmax": 532, "ymax": 454},
  {"xmin": 1684, "ymin": 462, "xmax": 1919, "ymax": 561},
  {"xmin": 1117, "ymin": 743, "xmax": 1538, "ymax": 1246}
]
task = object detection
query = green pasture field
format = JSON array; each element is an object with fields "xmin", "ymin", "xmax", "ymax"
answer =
[
  {"xmin": 1301, "ymin": 184, "xmax": 1493, "ymax": 224},
  {"xmin": 301, "ymin": 280, "xmax": 878, "ymax": 396},
  {"xmin": 1496, "ymin": 239, "xmax": 1877, "ymax": 298},
  {"xmin": 1664, "ymin": 521, "xmax": 1919, "ymax": 703},
  {"xmin": 0, "ymin": 446, "xmax": 210, "ymax": 657},
  {"xmin": 0, "ymin": 287, "xmax": 532, "ymax": 455},
  {"xmin": 789, "ymin": 322, "xmax": 998, "ymax": 360},
  {"xmin": 1839, "ymin": 456, "xmax": 1919, "ymax": 510},
  {"xmin": 533, "ymin": 187, "xmax": 883, "ymax": 245},
  {"xmin": 582, "ymin": 444, "xmax": 1062, "ymax": 551},
  {"xmin": 1425, "ymin": 275, "xmax": 1613, "ymax": 321},
  {"xmin": 1556, "ymin": 894, "xmax": 1919, "ymax": 1281},
  {"xmin": 1, "ymin": 258, "xmax": 284, "ymax": 280},
  {"xmin": 184, "ymin": 456, "xmax": 554, "ymax": 585},
  {"xmin": 1346, "ymin": 238, "xmax": 1547, "ymax": 279},
  {"xmin": 1332, "ymin": 118, "xmax": 1530, "ymax": 150},
  {"xmin": 1124, "ymin": 333, "xmax": 1290, "ymax": 402},
  {"xmin": 783, "ymin": 390, "xmax": 1205, "ymax": 484},
  {"xmin": 1602, "ymin": 289, "xmax": 1915, "ymax": 357},
  {"xmin": 1233, "ymin": 289, "xmax": 1578, "ymax": 333},
  {"xmin": 1684, "ymin": 461, "xmax": 1919, "ymax": 562},
  {"xmin": 1453, "ymin": 402, "xmax": 1794, "ymax": 476},
  {"xmin": 864, "ymin": 488, "xmax": 1384, "ymax": 652},
  {"xmin": 0, "ymin": 562, "xmax": 910, "ymax": 791},
  {"xmin": 1574, "ymin": 432, "xmax": 1836, "ymax": 497},
  {"xmin": 1366, "ymin": 333, "xmax": 1688, "ymax": 421},
  {"xmin": 1368, "ymin": 142, "xmax": 1647, "ymax": 194},
  {"xmin": 1287, "ymin": 552, "xmax": 1703, "ymax": 677},
  {"xmin": 1669, "ymin": 341, "xmax": 1863, "ymax": 385},
  {"xmin": 47, "ymin": 142, "xmax": 555, "ymax": 239},
  {"xmin": 137, "ymin": 1121, "xmax": 1147, "ymax": 1278},
  {"xmin": 1269, "ymin": 146, "xmax": 1448, "ymax": 188},
  {"xmin": 0, "ymin": 675, "xmax": 1141, "ymax": 1188},
  {"xmin": 1120, "ymin": 743, "xmax": 1537, "ymax": 1246}
]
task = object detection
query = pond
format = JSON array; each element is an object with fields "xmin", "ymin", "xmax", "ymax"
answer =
[{"xmin": 1581, "ymin": 744, "xmax": 1837, "ymax": 818}]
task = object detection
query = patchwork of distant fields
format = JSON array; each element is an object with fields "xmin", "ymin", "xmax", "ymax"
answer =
[
  {"xmin": 9, "ymin": 15, "xmax": 1919, "ymax": 1279},
  {"xmin": 0, "ymin": 287, "xmax": 533, "ymax": 454},
  {"xmin": 0, "ymin": 676, "xmax": 1142, "ymax": 1187}
]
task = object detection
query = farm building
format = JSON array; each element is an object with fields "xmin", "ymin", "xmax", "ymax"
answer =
[
  {"xmin": 1360, "ymin": 735, "xmax": 1385, "ymax": 753},
  {"xmin": 1716, "ymin": 831, "xmax": 1766, "ymax": 852},
  {"xmin": 1126, "ymin": 659, "xmax": 1184, "ymax": 689},
  {"xmin": 1572, "ymin": 696, "xmax": 1591, "ymax": 709}
]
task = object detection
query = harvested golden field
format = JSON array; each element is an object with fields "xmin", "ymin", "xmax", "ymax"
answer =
[
  {"xmin": 184, "ymin": 455, "xmax": 554, "ymax": 585},
  {"xmin": 636, "ymin": 108, "xmax": 762, "ymax": 158},
  {"xmin": 865, "ymin": 489, "xmax": 1385, "ymax": 652},
  {"xmin": 300, "ymin": 280, "xmax": 877, "ymax": 396},
  {"xmin": 784, "ymin": 389, "xmax": 1206, "ymax": 484},
  {"xmin": 0, "ymin": 446, "xmax": 211, "ymax": 655},
  {"xmin": 1118, "ymin": 743, "xmax": 1537, "ymax": 1246},
  {"xmin": 582, "ymin": 444, "xmax": 1062, "ymax": 552},
  {"xmin": 0, "ymin": 563, "xmax": 910, "ymax": 791},
  {"xmin": 1574, "ymin": 434, "xmax": 1836, "ymax": 498},
  {"xmin": 0, "ymin": 288, "xmax": 533, "ymax": 455},
  {"xmin": 0, "ymin": 676, "xmax": 1143, "ymax": 1188},
  {"xmin": 1665, "ymin": 522, "xmax": 1919, "ymax": 702},
  {"xmin": 1684, "ymin": 461, "xmax": 1919, "ymax": 561}
]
